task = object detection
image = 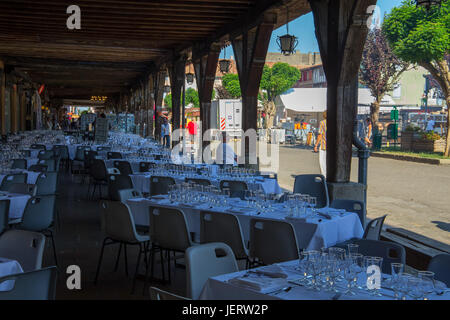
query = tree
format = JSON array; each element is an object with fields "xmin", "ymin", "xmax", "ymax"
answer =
[
  {"xmin": 359, "ymin": 28, "xmax": 410, "ymax": 128},
  {"xmin": 164, "ymin": 88, "xmax": 214, "ymax": 109},
  {"xmin": 383, "ymin": 1, "xmax": 450, "ymax": 155},
  {"xmin": 259, "ymin": 63, "xmax": 301, "ymax": 130},
  {"xmin": 221, "ymin": 73, "xmax": 241, "ymax": 98}
]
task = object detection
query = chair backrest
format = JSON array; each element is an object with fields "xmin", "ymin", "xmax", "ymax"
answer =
[
  {"xmin": 28, "ymin": 164, "xmax": 48, "ymax": 173},
  {"xmin": 331, "ymin": 199, "xmax": 365, "ymax": 228},
  {"xmin": 427, "ymin": 253, "xmax": 450, "ymax": 287},
  {"xmin": 0, "ymin": 266, "xmax": 57, "ymax": 300},
  {"xmin": 249, "ymin": 218, "xmax": 299, "ymax": 265},
  {"xmin": 0, "ymin": 229, "xmax": 46, "ymax": 272},
  {"xmin": 363, "ymin": 215, "xmax": 387, "ymax": 240},
  {"xmin": 75, "ymin": 146, "xmax": 90, "ymax": 161},
  {"xmin": 0, "ymin": 173, "xmax": 28, "ymax": 191},
  {"xmin": 219, "ymin": 180, "xmax": 248, "ymax": 199},
  {"xmin": 30, "ymin": 144, "xmax": 46, "ymax": 150},
  {"xmin": 351, "ymin": 239, "xmax": 406, "ymax": 274},
  {"xmin": 186, "ymin": 243, "xmax": 238, "ymax": 299},
  {"xmin": 100, "ymin": 201, "xmax": 140, "ymax": 243},
  {"xmin": 150, "ymin": 176, "xmax": 175, "ymax": 196},
  {"xmin": 0, "ymin": 200, "xmax": 10, "ymax": 235},
  {"xmin": 84, "ymin": 150, "xmax": 98, "ymax": 169},
  {"xmin": 149, "ymin": 206, "xmax": 191, "ymax": 251},
  {"xmin": 21, "ymin": 150, "xmax": 31, "ymax": 157},
  {"xmin": 90, "ymin": 159, "xmax": 108, "ymax": 181},
  {"xmin": 114, "ymin": 160, "xmax": 133, "ymax": 175},
  {"xmin": 52, "ymin": 145, "xmax": 69, "ymax": 160},
  {"xmin": 139, "ymin": 161, "xmax": 155, "ymax": 173},
  {"xmin": 107, "ymin": 151, "xmax": 122, "ymax": 160},
  {"xmin": 200, "ymin": 211, "xmax": 248, "ymax": 260},
  {"xmin": 38, "ymin": 159, "xmax": 56, "ymax": 172},
  {"xmin": 8, "ymin": 183, "xmax": 37, "ymax": 196},
  {"xmin": 149, "ymin": 286, "xmax": 190, "ymax": 300},
  {"xmin": 117, "ymin": 189, "xmax": 142, "ymax": 203},
  {"xmin": 35, "ymin": 172, "xmax": 58, "ymax": 196},
  {"xmin": 108, "ymin": 174, "xmax": 133, "ymax": 201},
  {"xmin": 293, "ymin": 174, "xmax": 329, "ymax": 208},
  {"xmin": 11, "ymin": 159, "xmax": 27, "ymax": 170},
  {"xmin": 38, "ymin": 150, "xmax": 54, "ymax": 160},
  {"xmin": 96, "ymin": 146, "xmax": 111, "ymax": 152},
  {"xmin": 186, "ymin": 178, "xmax": 211, "ymax": 186},
  {"xmin": 18, "ymin": 195, "xmax": 56, "ymax": 232}
]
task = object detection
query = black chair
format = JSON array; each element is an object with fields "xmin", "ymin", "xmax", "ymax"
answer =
[
  {"xmin": 363, "ymin": 215, "xmax": 387, "ymax": 241},
  {"xmin": 89, "ymin": 159, "xmax": 108, "ymax": 199},
  {"xmin": 11, "ymin": 159, "xmax": 27, "ymax": 170},
  {"xmin": 185, "ymin": 178, "xmax": 211, "ymax": 186},
  {"xmin": 38, "ymin": 150, "xmax": 54, "ymax": 161},
  {"xmin": 427, "ymin": 253, "xmax": 450, "ymax": 287},
  {"xmin": 219, "ymin": 180, "xmax": 248, "ymax": 199},
  {"xmin": 114, "ymin": 161, "xmax": 133, "ymax": 176},
  {"xmin": 52, "ymin": 145, "xmax": 70, "ymax": 171},
  {"xmin": 96, "ymin": 146, "xmax": 111, "ymax": 152},
  {"xmin": 0, "ymin": 200, "xmax": 10, "ymax": 235},
  {"xmin": 293, "ymin": 174, "xmax": 329, "ymax": 208},
  {"xmin": 28, "ymin": 164, "xmax": 48, "ymax": 173},
  {"xmin": 30, "ymin": 144, "xmax": 46, "ymax": 150},
  {"xmin": 351, "ymin": 239, "xmax": 406, "ymax": 275},
  {"xmin": 139, "ymin": 161, "xmax": 155, "ymax": 173},
  {"xmin": 149, "ymin": 176, "xmax": 175, "ymax": 196},
  {"xmin": 107, "ymin": 152, "xmax": 122, "ymax": 160},
  {"xmin": 38, "ymin": 159, "xmax": 56, "ymax": 172},
  {"xmin": 331, "ymin": 199, "xmax": 366, "ymax": 228},
  {"xmin": 0, "ymin": 173, "xmax": 28, "ymax": 192},
  {"xmin": 107, "ymin": 174, "xmax": 133, "ymax": 201}
]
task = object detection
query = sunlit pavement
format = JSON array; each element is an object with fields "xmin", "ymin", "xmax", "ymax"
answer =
[{"xmin": 276, "ymin": 144, "xmax": 450, "ymax": 245}]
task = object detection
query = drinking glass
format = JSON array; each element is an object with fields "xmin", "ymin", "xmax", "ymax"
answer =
[
  {"xmin": 347, "ymin": 244, "xmax": 359, "ymax": 257},
  {"xmin": 418, "ymin": 271, "xmax": 435, "ymax": 300},
  {"xmin": 342, "ymin": 256, "xmax": 358, "ymax": 295},
  {"xmin": 390, "ymin": 263, "xmax": 404, "ymax": 289}
]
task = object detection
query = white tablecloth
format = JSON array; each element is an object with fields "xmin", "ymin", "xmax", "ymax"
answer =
[
  {"xmin": 0, "ymin": 258, "xmax": 23, "ymax": 291},
  {"xmin": 0, "ymin": 193, "xmax": 31, "ymax": 220},
  {"xmin": 126, "ymin": 197, "xmax": 363, "ymax": 250},
  {"xmin": 199, "ymin": 260, "xmax": 450, "ymax": 300}
]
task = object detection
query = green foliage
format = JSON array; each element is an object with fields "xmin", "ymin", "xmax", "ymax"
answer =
[
  {"xmin": 383, "ymin": 1, "xmax": 450, "ymax": 64},
  {"xmin": 421, "ymin": 131, "xmax": 442, "ymax": 141},
  {"xmin": 221, "ymin": 73, "xmax": 241, "ymax": 98},
  {"xmin": 163, "ymin": 88, "xmax": 214, "ymax": 108},
  {"xmin": 260, "ymin": 63, "xmax": 301, "ymax": 101}
]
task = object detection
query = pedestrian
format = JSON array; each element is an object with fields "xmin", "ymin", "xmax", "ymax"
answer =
[
  {"xmin": 364, "ymin": 117, "xmax": 373, "ymax": 148},
  {"xmin": 314, "ymin": 111, "xmax": 327, "ymax": 178},
  {"xmin": 161, "ymin": 117, "xmax": 171, "ymax": 148},
  {"xmin": 426, "ymin": 116, "xmax": 435, "ymax": 133}
]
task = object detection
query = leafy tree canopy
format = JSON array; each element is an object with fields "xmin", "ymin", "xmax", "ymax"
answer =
[
  {"xmin": 383, "ymin": 1, "xmax": 449, "ymax": 64},
  {"xmin": 221, "ymin": 73, "xmax": 241, "ymax": 98},
  {"xmin": 260, "ymin": 62, "xmax": 301, "ymax": 101},
  {"xmin": 164, "ymin": 87, "xmax": 215, "ymax": 108}
]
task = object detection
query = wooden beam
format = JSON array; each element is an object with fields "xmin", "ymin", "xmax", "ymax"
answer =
[
  {"xmin": 309, "ymin": 0, "xmax": 375, "ymax": 183},
  {"xmin": 193, "ymin": 43, "xmax": 221, "ymax": 150},
  {"xmin": 169, "ymin": 56, "xmax": 187, "ymax": 134}
]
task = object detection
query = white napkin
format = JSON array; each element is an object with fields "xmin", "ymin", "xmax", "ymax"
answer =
[{"xmin": 228, "ymin": 276, "xmax": 288, "ymax": 294}]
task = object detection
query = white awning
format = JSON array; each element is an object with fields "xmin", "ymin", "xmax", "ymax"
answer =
[{"xmin": 276, "ymin": 88, "xmax": 395, "ymax": 113}]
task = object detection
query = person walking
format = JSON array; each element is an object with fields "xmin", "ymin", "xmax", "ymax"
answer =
[
  {"xmin": 161, "ymin": 117, "xmax": 171, "ymax": 148},
  {"xmin": 364, "ymin": 117, "xmax": 373, "ymax": 148},
  {"xmin": 314, "ymin": 111, "xmax": 327, "ymax": 178}
]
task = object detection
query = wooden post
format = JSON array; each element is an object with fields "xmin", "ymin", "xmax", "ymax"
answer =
[
  {"xmin": 193, "ymin": 43, "xmax": 221, "ymax": 150},
  {"xmin": 10, "ymin": 83, "xmax": 18, "ymax": 133},
  {"xmin": 147, "ymin": 75, "xmax": 155, "ymax": 138},
  {"xmin": 0, "ymin": 61, "xmax": 5, "ymax": 136},
  {"xmin": 168, "ymin": 56, "xmax": 187, "ymax": 134},
  {"xmin": 309, "ymin": 0, "xmax": 375, "ymax": 183},
  {"xmin": 19, "ymin": 85, "xmax": 26, "ymax": 132},
  {"xmin": 231, "ymin": 16, "xmax": 274, "ymax": 165},
  {"xmin": 153, "ymin": 69, "xmax": 166, "ymax": 141}
]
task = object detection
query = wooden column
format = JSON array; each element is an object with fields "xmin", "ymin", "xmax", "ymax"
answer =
[
  {"xmin": 309, "ymin": 0, "xmax": 375, "ymax": 183},
  {"xmin": 19, "ymin": 85, "xmax": 26, "ymax": 132},
  {"xmin": 147, "ymin": 75, "xmax": 155, "ymax": 138},
  {"xmin": 193, "ymin": 43, "xmax": 221, "ymax": 149},
  {"xmin": 231, "ymin": 16, "xmax": 274, "ymax": 163},
  {"xmin": 168, "ymin": 56, "xmax": 186, "ymax": 133},
  {"xmin": 153, "ymin": 69, "xmax": 166, "ymax": 140},
  {"xmin": 0, "ymin": 61, "xmax": 5, "ymax": 135},
  {"xmin": 10, "ymin": 83, "xmax": 18, "ymax": 133}
]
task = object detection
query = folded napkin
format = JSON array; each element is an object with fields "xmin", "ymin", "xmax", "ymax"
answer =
[
  {"xmin": 126, "ymin": 197, "xmax": 146, "ymax": 202},
  {"xmin": 228, "ymin": 276, "xmax": 288, "ymax": 294},
  {"xmin": 253, "ymin": 265, "xmax": 288, "ymax": 278},
  {"xmin": 317, "ymin": 212, "xmax": 333, "ymax": 220},
  {"xmin": 150, "ymin": 195, "xmax": 167, "ymax": 200}
]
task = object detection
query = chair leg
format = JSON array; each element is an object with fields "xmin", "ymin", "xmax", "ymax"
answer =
[
  {"xmin": 124, "ymin": 244, "xmax": 129, "ymax": 276},
  {"xmin": 160, "ymin": 248, "xmax": 165, "ymax": 282},
  {"xmin": 131, "ymin": 243, "xmax": 143, "ymax": 294},
  {"xmin": 114, "ymin": 243, "xmax": 122, "ymax": 272},
  {"xmin": 94, "ymin": 238, "xmax": 107, "ymax": 285},
  {"xmin": 49, "ymin": 231, "xmax": 58, "ymax": 266},
  {"xmin": 143, "ymin": 244, "xmax": 155, "ymax": 295},
  {"xmin": 167, "ymin": 250, "xmax": 171, "ymax": 284}
]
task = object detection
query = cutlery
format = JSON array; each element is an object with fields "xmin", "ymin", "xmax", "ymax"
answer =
[{"xmin": 268, "ymin": 286, "xmax": 292, "ymax": 295}]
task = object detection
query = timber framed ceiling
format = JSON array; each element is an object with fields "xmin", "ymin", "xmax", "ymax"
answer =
[{"xmin": 0, "ymin": 0, "xmax": 311, "ymax": 100}]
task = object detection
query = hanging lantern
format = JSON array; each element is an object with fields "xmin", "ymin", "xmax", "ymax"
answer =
[
  {"xmin": 164, "ymin": 85, "xmax": 171, "ymax": 93},
  {"xmin": 218, "ymin": 45, "xmax": 231, "ymax": 74},
  {"xmin": 277, "ymin": 6, "xmax": 298, "ymax": 56},
  {"xmin": 186, "ymin": 73, "xmax": 194, "ymax": 85},
  {"xmin": 413, "ymin": 0, "xmax": 442, "ymax": 10}
]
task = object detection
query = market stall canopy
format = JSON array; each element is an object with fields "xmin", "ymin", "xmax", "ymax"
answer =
[{"xmin": 275, "ymin": 88, "xmax": 396, "ymax": 113}]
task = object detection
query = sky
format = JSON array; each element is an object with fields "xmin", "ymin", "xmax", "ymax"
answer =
[{"xmin": 223, "ymin": 0, "xmax": 405, "ymax": 58}]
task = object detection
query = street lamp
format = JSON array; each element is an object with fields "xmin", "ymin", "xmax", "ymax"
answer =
[
  {"xmin": 219, "ymin": 45, "xmax": 231, "ymax": 74},
  {"xmin": 277, "ymin": 6, "xmax": 298, "ymax": 56},
  {"xmin": 186, "ymin": 62, "xmax": 194, "ymax": 85},
  {"xmin": 413, "ymin": 0, "xmax": 443, "ymax": 10}
]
